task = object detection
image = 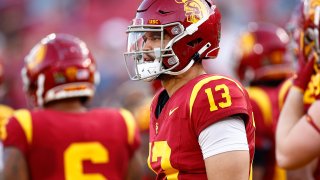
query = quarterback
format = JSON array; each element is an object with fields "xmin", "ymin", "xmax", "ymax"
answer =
[{"xmin": 123, "ymin": 0, "xmax": 255, "ymax": 179}]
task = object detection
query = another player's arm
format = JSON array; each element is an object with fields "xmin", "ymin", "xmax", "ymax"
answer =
[
  {"xmin": 1, "ymin": 110, "xmax": 31, "ymax": 180},
  {"xmin": 126, "ymin": 152, "xmax": 143, "ymax": 180},
  {"xmin": 276, "ymin": 89, "xmax": 320, "ymax": 169},
  {"xmin": 1, "ymin": 147, "xmax": 29, "ymax": 180}
]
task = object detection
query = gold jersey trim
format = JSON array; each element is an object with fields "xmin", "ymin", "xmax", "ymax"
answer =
[
  {"xmin": 247, "ymin": 87, "xmax": 273, "ymax": 126},
  {"xmin": 120, "ymin": 108, "xmax": 136, "ymax": 145},
  {"xmin": 14, "ymin": 109, "xmax": 32, "ymax": 144}
]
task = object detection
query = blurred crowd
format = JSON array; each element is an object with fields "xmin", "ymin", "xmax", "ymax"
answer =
[{"xmin": 0, "ymin": 0, "xmax": 299, "ymax": 109}]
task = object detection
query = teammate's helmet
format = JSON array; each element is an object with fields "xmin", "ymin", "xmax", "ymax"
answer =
[
  {"xmin": 286, "ymin": 3, "xmax": 304, "ymax": 63},
  {"xmin": 124, "ymin": 0, "xmax": 221, "ymax": 80},
  {"xmin": 300, "ymin": 0, "xmax": 320, "ymax": 70},
  {"xmin": 235, "ymin": 22, "xmax": 294, "ymax": 84},
  {"xmin": 21, "ymin": 33, "xmax": 99, "ymax": 107}
]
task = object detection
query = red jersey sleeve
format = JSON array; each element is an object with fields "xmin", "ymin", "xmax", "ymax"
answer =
[
  {"xmin": 189, "ymin": 76, "xmax": 251, "ymax": 136},
  {"xmin": 2, "ymin": 109, "xmax": 32, "ymax": 156}
]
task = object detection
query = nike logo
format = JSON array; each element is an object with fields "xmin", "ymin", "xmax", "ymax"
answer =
[{"xmin": 169, "ymin": 107, "xmax": 179, "ymax": 116}]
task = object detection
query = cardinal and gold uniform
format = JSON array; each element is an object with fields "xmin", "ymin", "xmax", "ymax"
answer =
[
  {"xmin": 2, "ymin": 108, "xmax": 140, "ymax": 180},
  {"xmin": 147, "ymin": 74, "xmax": 255, "ymax": 179},
  {"xmin": 247, "ymin": 79, "xmax": 291, "ymax": 180}
]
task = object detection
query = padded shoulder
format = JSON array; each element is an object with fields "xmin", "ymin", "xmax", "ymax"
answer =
[{"xmin": 13, "ymin": 109, "xmax": 33, "ymax": 144}]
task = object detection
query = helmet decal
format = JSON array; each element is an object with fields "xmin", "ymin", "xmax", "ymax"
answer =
[
  {"xmin": 148, "ymin": 19, "xmax": 161, "ymax": 25},
  {"xmin": 26, "ymin": 44, "xmax": 47, "ymax": 70},
  {"xmin": 66, "ymin": 67, "xmax": 78, "ymax": 81},
  {"xmin": 53, "ymin": 73, "xmax": 66, "ymax": 84},
  {"xmin": 239, "ymin": 32, "xmax": 256, "ymax": 58},
  {"xmin": 175, "ymin": 0, "xmax": 209, "ymax": 24}
]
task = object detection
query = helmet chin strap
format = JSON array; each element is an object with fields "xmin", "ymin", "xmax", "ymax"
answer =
[
  {"xmin": 165, "ymin": 59, "xmax": 195, "ymax": 76},
  {"xmin": 165, "ymin": 42, "xmax": 212, "ymax": 76},
  {"xmin": 143, "ymin": 75, "xmax": 158, "ymax": 82}
]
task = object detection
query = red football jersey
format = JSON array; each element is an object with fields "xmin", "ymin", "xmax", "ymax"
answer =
[
  {"xmin": 246, "ymin": 79, "xmax": 291, "ymax": 180},
  {"xmin": 303, "ymin": 73, "xmax": 320, "ymax": 110},
  {"xmin": 2, "ymin": 108, "xmax": 140, "ymax": 180},
  {"xmin": 147, "ymin": 74, "xmax": 255, "ymax": 179}
]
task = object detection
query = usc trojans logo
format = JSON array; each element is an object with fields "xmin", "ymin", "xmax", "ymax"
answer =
[{"xmin": 175, "ymin": 0, "xmax": 209, "ymax": 24}]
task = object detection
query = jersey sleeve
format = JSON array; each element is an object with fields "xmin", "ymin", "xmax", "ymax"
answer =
[
  {"xmin": 119, "ymin": 108, "xmax": 141, "ymax": 157},
  {"xmin": 0, "ymin": 104, "xmax": 14, "ymax": 139},
  {"xmin": 189, "ymin": 77, "xmax": 251, "ymax": 136},
  {"xmin": 248, "ymin": 98, "xmax": 265, "ymax": 149},
  {"xmin": 2, "ymin": 109, "xmax": 32, "ymax": 156},
  {"xmin": 246, "ymin": 87, "xmax": 273, "ymax": 150}
]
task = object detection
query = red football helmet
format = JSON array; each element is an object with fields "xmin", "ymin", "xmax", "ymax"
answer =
[
  {"xmin": 124, "ymin": 0, "xmax": 221, "ymax": 80},
  {"xmin": 235, "ymin": 22, "xmax": 294, "ymax": 84},
  {"xmin": 286, "ymin": 3, "xmax": 304, "ymax": 63},
  {"xmin": 21, "ymin": 33, "xmax": 99, "ymax": 107},
  {"xmin": 300, "ymin": 0, "xmax": 320, "ymax": 71}
]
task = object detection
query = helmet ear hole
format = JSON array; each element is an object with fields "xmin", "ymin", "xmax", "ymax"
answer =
[{"xmin": 187, "ymin": 38, "xmax": 203, "ymax": 47}]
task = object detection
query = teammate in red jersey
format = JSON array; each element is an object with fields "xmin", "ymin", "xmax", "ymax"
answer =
[
  {"xmin": 276, "ymin": 0, "xmax": 320, "ymax": 171},
  {"xmin": 234, "ymin": 22, "xmax": 295, "ymax": 180},
  {"xmin": 234, "ymin": 20, "xmax": 317, "ymax": 180},
  {"xmin": 123, "ymin": 0, "xmax": 255, "ymax": 179},
  {"xmin": 0, "ymin": 56, "xmax": 15, "ymax": 171},
  {"xmin": 1, "ymin": 33, "xmax": 141, "ymax": 180}
]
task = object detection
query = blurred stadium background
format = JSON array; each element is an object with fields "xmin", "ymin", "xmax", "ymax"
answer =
[{"xmin": 0, "ymin": 0, "xmax": 299, "ymax": 108}]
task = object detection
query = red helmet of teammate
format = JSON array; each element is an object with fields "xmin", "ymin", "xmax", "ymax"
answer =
[
  {"xmin": 21, "ymin": 33, "xmax": 99, "ymax": 107},
  {"xmin": 235, "ymin": 22, "xmax": 294, "ymax": 84},
  {"xmin": 286, "ymin": 3, "xmax": 304, "ymax": 64},
  {"xmin": 299, "ymin": 0, "xmax": 320, "ymax": 71},
  {"xmin": 124, "ymin": 0, "xmax": 221, "ymax": 80}
]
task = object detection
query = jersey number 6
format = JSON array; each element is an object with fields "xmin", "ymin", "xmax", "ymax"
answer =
[{"xmin": 64, "ymin": 142, "xmax": 108, "ymax": 180}]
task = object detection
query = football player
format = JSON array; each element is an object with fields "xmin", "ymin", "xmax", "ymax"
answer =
[
  {"xmin": 123, "ymin": 0, "xmax": 255, "ymax": 179},
  {"xmin": 0, "ymin": 57, "xmax": 14, "ymax": 170},
  {"xmin": 276, "ymin": 0, "xmax": 320, "ymax": 173},
  {"xmin": 1, "ymin": 33, "xmax": 142, "ymax": 180},
  {"xmin": 234, "ymin": 21, "xmax": 317, "ymax": 180}
]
